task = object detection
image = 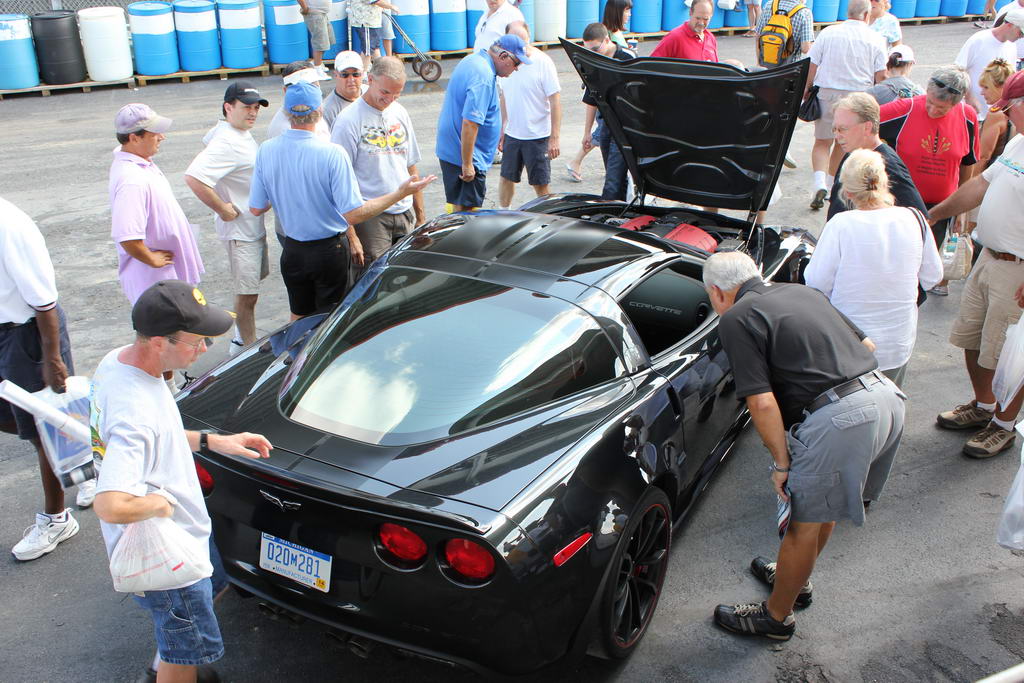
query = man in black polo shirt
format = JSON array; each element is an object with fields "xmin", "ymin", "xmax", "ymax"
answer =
[
  {"xmin": 703, "ymin": 251, "xmax": 906, "ymax": 640},
  {"xmin": 827, "ymin": 92, "xmax": 927, "ymax": 221}
]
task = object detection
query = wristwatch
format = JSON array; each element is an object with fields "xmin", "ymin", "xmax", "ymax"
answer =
[
  {"xmin": 769, "ymin": 462, "xmax": 790, "ymax": 474},
  {"xmin": 199, "ymin": 430, "xmax": 212, "ymax": 452}
]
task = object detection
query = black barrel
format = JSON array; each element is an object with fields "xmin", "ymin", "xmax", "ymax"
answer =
[{"xmin": 31, "ymin": 11, "xmax": 87, "ymax": 85}]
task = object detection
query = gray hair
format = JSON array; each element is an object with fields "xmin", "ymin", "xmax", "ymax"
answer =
[
  {"xmin": 370, "ymin": 55, "xmax": 406, "ymax": 81},
  {"xmin": 690, "ymin": 0, "xmax": 715, "ymax": 14},
  {"xmin": 927, "ymin": 65, "xmax": 969, "ymax": 104},
  {"xmin": 287, "ymin": 108, "xmax": 321, "ymax": 127},
  {"xmin": 847, "ymin": 0, "xmax": 871, "ymax": 18},
  {"xmin": 834, "ymin": 91, "xmax": 880, "ymax": 133},
  {"xmin": 703, "ymin": 252, "xmax": 761, "ymax": 292}
]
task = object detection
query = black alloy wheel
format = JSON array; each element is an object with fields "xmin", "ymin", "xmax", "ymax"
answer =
[{"xmin": 594, "ymin": 487, "xmax": 672, "ymax": 659}]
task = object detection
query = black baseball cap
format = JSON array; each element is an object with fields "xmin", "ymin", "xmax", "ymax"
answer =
[
  {"xmin": 224, "ymin": 81, "xmax": 269, "ymax": 107},
  {"xmin": 132, "ymin": 280, "xmax": 235, "ymax": 338}
]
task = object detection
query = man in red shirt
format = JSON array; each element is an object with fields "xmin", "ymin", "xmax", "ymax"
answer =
[{"xmin": 651, "ymin": 0, "xmax": 719, "ymax": 62}]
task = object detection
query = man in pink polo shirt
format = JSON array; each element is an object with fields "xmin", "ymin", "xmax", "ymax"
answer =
[
  {"xmin": 109, "ymin": 104, "xmax": 204, "ymax": 306},
  {"xmin": 651, "ymin": 0, "xmax": 719, "ymax": 61}
]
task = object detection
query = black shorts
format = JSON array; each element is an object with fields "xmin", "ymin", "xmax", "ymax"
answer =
[
  {"xmin": 280, "ymin": 234, "xmax": 350, "ymax": 316},
  {"xmin": 500, "ymin": 135, "xmax": 551, "ymax": 187},
  {"xmin": 0, "ymin": 307, "xmax": 74, "ymax": 441},
  {"xmin": 440, "ymin": 160, "xmax": 487, "ymax": 209}
]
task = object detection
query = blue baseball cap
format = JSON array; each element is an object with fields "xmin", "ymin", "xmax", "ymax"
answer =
[
  {"xmin": 284, "ymin": 81, "xmax": 323, "ymax": 115},
  {"xmin": 494, "ymin": 34, "xmax": 532, "ymax": 65}
]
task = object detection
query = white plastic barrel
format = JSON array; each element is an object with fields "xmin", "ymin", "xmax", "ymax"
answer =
[
  {"xmin": 392, "ymin": 0, "xmax": 429, "ymax": 53},
  {"xmin": 534, "ymin": 0, "xmax": 567, "ymax": 41},
  {"xmin": 78, "ymin": 7, "xmax": 134, "ymax": 81},
  {"xmin": 0, "ymin": 14, "xmax": 40, "ymax": 90},
  {"xmin": 430, "ymin": 0, "xmax": 466, "ymax": 51},
  {"xmin": 465, "ymin": 0, "xmax": 484, "ymax": 47}
]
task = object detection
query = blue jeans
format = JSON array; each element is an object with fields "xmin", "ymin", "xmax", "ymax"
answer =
[
  {"xmin": 597, "ymin": 121, "xmax": 628, "ymax": 201},
  {"xmin": 133, "ymin": 578, "xmax": 224, "ymax": 666}
]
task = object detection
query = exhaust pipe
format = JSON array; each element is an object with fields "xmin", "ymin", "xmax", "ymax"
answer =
[
  {"xmin": 347, "ymin": 635, "xmax": 376, "ymax": 659},
  {"xmin": 256, "ymin": 601, "xmax": 305, "ymax": 626}
]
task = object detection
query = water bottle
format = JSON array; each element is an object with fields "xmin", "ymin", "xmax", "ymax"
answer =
[{"xmin": 945, "ymin": 235, "xmax": 958, "ymax": 255}]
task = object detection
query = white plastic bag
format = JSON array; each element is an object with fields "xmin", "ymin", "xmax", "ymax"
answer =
[
  {"xmin": 718, "ymin": 0, "xmax": 738, "ymax": 8},
  {"xmin": 996, "ymin": 431, "xmax": 1024, "ymax": 550},
  {"xmin": 109, "ymin": 513, "xmax": 212, "ymax": 593},
  {"xmin": 992, "ymin": 319, "xmax": 1024, "ymax": 411},
  {"xmin": 941, "ymin": 235, "xmax": 973, "ymax": 281}
]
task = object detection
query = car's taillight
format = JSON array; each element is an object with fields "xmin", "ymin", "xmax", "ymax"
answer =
[
  {"xmin": 378, "ymin": 523, "xmax": 428, "ymax": 566},
  {"xmin": 194, "ymin": 460, "xmax": 214, "ymax": 496},
  {"xmin": 443, "ymin": 539, "xmax": 495, "ymax": 583}
]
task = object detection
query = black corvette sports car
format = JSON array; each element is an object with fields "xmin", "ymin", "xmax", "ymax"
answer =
[{"xmin": 176, "ymin": 47, "xmax": 812, "ymax": 674}]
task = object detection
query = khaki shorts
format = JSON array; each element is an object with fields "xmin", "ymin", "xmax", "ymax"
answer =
[
  {"xmin": 353, "ymin": 209, "xmax": 416, "ymax": 276},
  {"xmin": 303, "ymin": 12, "xmax": 334, "ymax": 52},
  {"xmin": 226, "ymin": 236, "xmax": 269, "ymax": 296},
  {"xmin": 949, "ymin": 248, "xmax": 1024, "ymax": 369},
  {"xmin": 814, "ymin": 87, "xmax": 851, "ymax": 140}
]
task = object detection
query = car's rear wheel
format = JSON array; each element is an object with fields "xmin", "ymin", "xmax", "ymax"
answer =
[{"xmin": 592, "ymin": 487, "xmax": 672, "ymax": 659}]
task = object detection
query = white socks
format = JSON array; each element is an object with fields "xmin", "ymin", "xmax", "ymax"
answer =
[
  {"xmin": 813, "ymin": 171, "xmax": 827, "ymax": 191},
  {"xmin": 165, "ymin": 377, "xmax": 178, "ymax": 394},
  {"xmin": 977, "ymin": 401, "xmax": 996, "ymax": 412},
  {"xmin": 993, "ymin": 416, "xmax": 1015, "ymax": 431},
  {"xmin": 826, "ymin": 174, "xmax": 835, "ymax": 191}
]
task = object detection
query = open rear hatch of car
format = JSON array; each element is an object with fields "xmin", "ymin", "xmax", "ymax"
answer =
[{"xmin": 560, "ymin": 38, "xmax": 809, "ymax": 223}]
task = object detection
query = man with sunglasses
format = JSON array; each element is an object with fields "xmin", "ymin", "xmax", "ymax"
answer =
[
  {"xmin": 954, "ymin": 6, "xmax": 1023, "ymax": 123},
  {"xmin": 929, "ymin": 70, "xmax": 1024, "ymax": 459},
  {"xmin": 322, "ymin": 51, "xmax": 367, "ymax": 132},
  {"xmin": 436, "ymin": 34, "xmax": 530, "ymax": 212}
]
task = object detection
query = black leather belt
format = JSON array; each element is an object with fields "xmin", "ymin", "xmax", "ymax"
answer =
[{"xmin": 805, "ymin": 370, "xmax": 886, "ymax": 414}]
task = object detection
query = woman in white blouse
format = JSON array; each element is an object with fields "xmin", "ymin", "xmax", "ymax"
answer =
[{"xmin": 805, "ymin": 148, "xmax": 943, "ymax": 387}]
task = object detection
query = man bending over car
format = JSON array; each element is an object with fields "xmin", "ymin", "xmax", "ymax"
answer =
[{"xmin": 91, "ymin": 280, "xmax": 271, "ymax": 683}]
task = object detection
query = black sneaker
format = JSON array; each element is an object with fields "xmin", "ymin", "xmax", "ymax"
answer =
[
  {"xmin": 714, "ymin": 601, "xmax": 795, "ymax": 641},
  {"xmin": 750, "ymin": 556, "xmax": 813, "ymax": 608},
  {"xmin": 809, "ymin": 188, "xmax": 827, "ymax": 210},
  {"xmin": 138, "ymin": 666, "xmax": 221, "ymax": 683}
]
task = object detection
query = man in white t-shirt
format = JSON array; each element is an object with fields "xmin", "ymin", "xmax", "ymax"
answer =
[
  {"xmin": 993, "ymin": 0, "xmax": 1024, "ymax": 66},
  {"xmin": 92, "ymin": 280, "xmax": 271, "ymax": 681},
  {"xmin": 331, "ymin": 56, "xmax": 424, "ymax": 280},
  {"xmin": 497, "ymin": 22, "xmax": 561, "ymax": 209},
  {"xmin": 955, "ymin": 7, "xmax": 1024, "ymax": 122},
  {"xmin": 930, "ymin": 71, "xmax": 1024, "ymax": 458},
  {"xmin": 473, "ymin": 0, "xmax": 525, "ymax": 52},
  {"xmin": 185, "ymin": 81, "xmax": 269, "ymax": 349}
]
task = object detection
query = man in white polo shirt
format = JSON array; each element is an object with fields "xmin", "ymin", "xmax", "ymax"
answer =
[
  {"xmin": 497, "ymin": 21, "xmax": 561, "ymax": 209},
  {"xmin": 473, "ymin": 0, "xmax": 525, "ymax": 52},
  {"xmin": 185, "ymin": 81, "xmax": 270, "ymax": 349}
]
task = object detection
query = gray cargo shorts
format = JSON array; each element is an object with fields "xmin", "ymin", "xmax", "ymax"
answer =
[{"xmin": 785, "ymin": 372, "xmax": 907, "ymax": 527}]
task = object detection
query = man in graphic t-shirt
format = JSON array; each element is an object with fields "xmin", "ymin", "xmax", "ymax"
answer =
[{"xmin": 91, "ymin": 280, "xmax": 272, "ymax": 681}]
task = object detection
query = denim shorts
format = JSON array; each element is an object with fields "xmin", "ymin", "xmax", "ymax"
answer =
[{"xmin": 133, "ymin": 578, "xmax": 224, "ymax": 666}]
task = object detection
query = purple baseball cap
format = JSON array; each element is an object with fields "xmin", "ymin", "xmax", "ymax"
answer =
[{"xmin": 115, "ymin": 103, "xmax": 172, "ymax": 135}]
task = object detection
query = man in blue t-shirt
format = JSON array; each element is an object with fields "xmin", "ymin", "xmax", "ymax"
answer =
[
  {"xmin": 250, "ymin": 81, "xmax": 434, "ymax": 318},
  {"xmin": 435, "ymin": 34, "xmax": 530, "ymax": 212}
]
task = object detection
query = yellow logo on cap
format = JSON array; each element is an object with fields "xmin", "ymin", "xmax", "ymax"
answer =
[{"xmin": 193, "ymin": 288, "xmax": 207, "ymax": 306}]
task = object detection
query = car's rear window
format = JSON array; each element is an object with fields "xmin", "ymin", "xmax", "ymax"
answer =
[{"xmin": 280, "ymin": 268, "xmax": 621, "ymax": 445}]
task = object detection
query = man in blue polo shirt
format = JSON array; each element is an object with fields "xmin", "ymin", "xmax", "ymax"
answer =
[
  {"xmin": 250, "ymin": 81, "xmax": 434, "ymax": 318},
  {"xmin": 436, "ymin": 34, "xmax": 529, "ymax": 212}
]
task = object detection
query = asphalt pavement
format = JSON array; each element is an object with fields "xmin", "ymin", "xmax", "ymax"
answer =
[{"xmin": 1, "ymin": 22, "xmax": 1022, "ymax": 683}]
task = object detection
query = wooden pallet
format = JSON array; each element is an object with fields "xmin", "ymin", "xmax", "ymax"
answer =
[
  {"xmin": 136, "ymin": 64, "xmax": 270, "ymax": 87},
  {"xmin": 0, "ymin": 76, "xmax": 135, "ymax": 100}
]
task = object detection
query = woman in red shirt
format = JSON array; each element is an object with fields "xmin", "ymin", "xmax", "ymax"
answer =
[{"xmin": 879, "ymin": 65, "xmax": 978, "ymax": 295}]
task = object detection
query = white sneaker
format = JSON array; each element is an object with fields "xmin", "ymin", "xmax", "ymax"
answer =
[
  {"xmin": 315, "ymin": 64, "xmax": 330, "ymax": 80},
  {"xmin": 76, "ymin": 479, "xmax": 97, "ymax": 508},
  {"xmin": 12, "ymin": 510, "xmax": 79, "ymax": 561}
]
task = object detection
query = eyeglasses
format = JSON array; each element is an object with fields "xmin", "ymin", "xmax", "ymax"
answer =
[
  {"xmin": 501, "ymin": 51, "xmax": 521, "ymax": 68},
  {"xmin": 338, "ymin": 70, "xmax": 362, "ymax": 78},
  {"xmin": 168, "ymin": 336, "xmax": 207, "ymax": 351},
  {"xmin": 931, "ymin": 78, "xmax": 963, "ymax": 96}
]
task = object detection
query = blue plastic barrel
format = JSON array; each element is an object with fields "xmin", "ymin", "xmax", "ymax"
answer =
[
  {"xmin": 466, "ymin": 0, "xmax": 484, "ymax": 47},
  {"xmin": 939, "ymin": 0, "xmax": 967, "ymax": 12},
  {"xmin": 263, "ymin": 0, "xmax": 309, "ymax": 63},
  {"xmin": 965, "ymin": 0, "xmax": 985, "ymax": 12},
  {"xmin": 392, "ymin": 0, "xmax": 429, "ymax": 53},
  {"xmin": 520, "ymin": 0, "xmax": 536, "ymax": 35},
  {"xmin": 0, "ymin": 14, "xmax": 40, "ymax": 89},
  {"xmin": 995, "ymin": 0, "xmax": 1012, "ymax": 9},
  {"xmin": 663, "ymin": 0, "xmax": 688, "ymax": 28},
  {"xmin": 174, "ymin": 0, "xmax": 219, "ymax": 71},
  {"xmin": 836, "ymin": 0, "xmax": 849, "ymax": 17},
  {"xmin": 127, "ymin": 2, "xmax": 179, "ymax": 75},
  {"xmin": 707, "ymin": 4, "xmax": 725, "ymax": 27},
  {"xmin": 217, "ymin": 0, "xmax": 263, "ymax": 67},
  {"xmin": 890, "ymin": 0, "xmax": 916, "ymax": 17},
  {"xmin": 632, "ymin": 0, "xmax": 663, "ymax": 31},
  {"xmin": 430, "ymin": 0, "xmax": 467, "ymax": 50},
  {"xmin": 323, "ymin": 0, "xmax": 348, "ymax": 57},
  {"xmin": 812, "ymin": 0, "xmax": 840, "ymax": 21},
  {"xmin": 724, "ymin": 5, "xmax": 748, "ymax": 26},
  {"xmin": 915, "ymin": 0, "xmax": 941, "ymax": 15},
  {"xmin": 567, "ymin": 0, "xmax": 599, "ymax": 37}
]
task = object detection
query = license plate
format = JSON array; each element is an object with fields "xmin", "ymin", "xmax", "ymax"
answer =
[{"xmin": 258, "ymin": 533, "xmax": 332, "ymax": 593}]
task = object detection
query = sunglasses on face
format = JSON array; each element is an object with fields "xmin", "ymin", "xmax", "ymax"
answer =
[
  {"xmin": 931, "ymin": 78, "xmax": 963, "ymax": 96},
  {"xmin": 339, "ymin": 70, "xmax": 362, "ymax": 78},
  {"xmin": 501, "ymin": 51, "xmax": 521, "ymax": 67}
]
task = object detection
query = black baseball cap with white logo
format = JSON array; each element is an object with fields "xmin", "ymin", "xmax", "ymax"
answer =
[
  {"xmin": 223, "ymin": 81, "xmax": 269, "ymax": 107},
  {"xmin": 132, "ymin": 280, "xmax": 235, "ymax": 338}
]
